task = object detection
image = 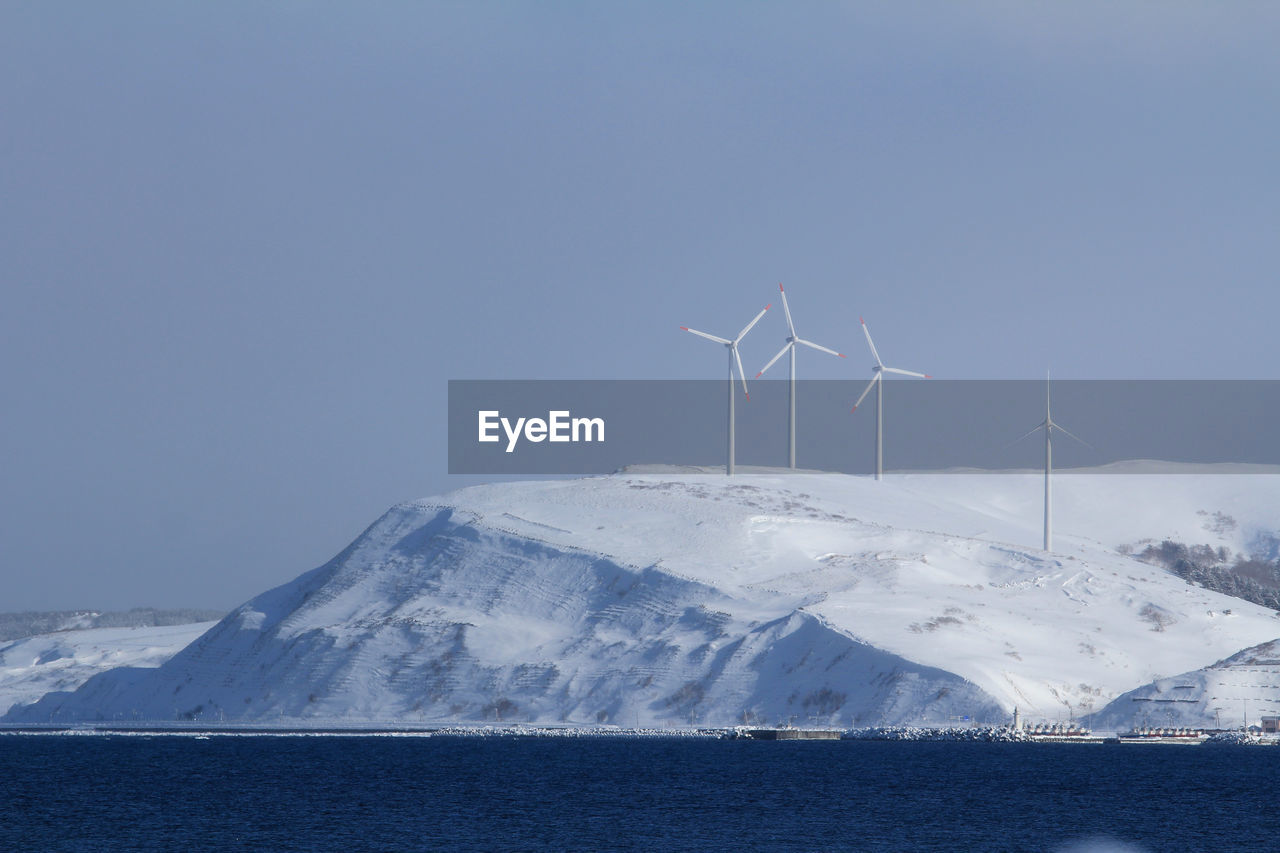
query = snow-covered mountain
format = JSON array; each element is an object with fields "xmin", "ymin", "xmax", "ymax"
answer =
[
  {"xmin": 9, "ymin": 464, "xmax": 1280, "ymax": 728},
  {"xmin": 0, "ymin": 622, "xmax": 217, "ymax": 717}
]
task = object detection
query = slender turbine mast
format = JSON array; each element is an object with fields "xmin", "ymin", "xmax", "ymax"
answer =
[
  {"xmin": 1012, "ymin": 374, "xmax": 1088, "ymax": 551},
  {"xmin": 756, "ymin": 284, "xmax": 845, "ymax": 469},
  {"xmin": 850, "ymin": 317, "xmax": 930, "ymax": 480},
  {"xmin": 681, "ymin": 302, "xmax": 770, "ymax": 475}
]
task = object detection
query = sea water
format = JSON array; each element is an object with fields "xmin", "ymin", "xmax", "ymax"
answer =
[{"xmin": 3, "ymin": 735, "xmax": 1278, "ymax": 851}]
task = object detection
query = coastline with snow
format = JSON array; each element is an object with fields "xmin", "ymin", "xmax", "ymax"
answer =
[{"xmin": 7, "ymin": 466, "xmax": 1280, "ymax": 734}]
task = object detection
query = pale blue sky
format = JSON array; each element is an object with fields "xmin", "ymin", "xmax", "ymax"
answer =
[{"xmin": 2, "ymin": 3, "xmax": 1278, "ymax": 610}]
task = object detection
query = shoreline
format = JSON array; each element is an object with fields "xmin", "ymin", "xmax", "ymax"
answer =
[{"xmin": 4, "ymin": 722, "xmax": 1276, "ymax": 745}]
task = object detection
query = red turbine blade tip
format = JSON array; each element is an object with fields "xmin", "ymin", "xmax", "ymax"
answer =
[
  {"xmin": 744, "ymin": 393, "xmax": 750, "ymax": 401},
  {"xmin": 850, "ymin": 405, "xmax": 858, "ymax": 412},
  {"xmin": 778, "ymin": 283, "xmax": 785, "ymax": 292},
  {"xmin": 754, "ymin": 371, "xmax": 763, "ymax": 378},
  {"xmin": 924, "ymin": 374, "xmax": 933, "ymax": 378},
  {"xmin": 860, "ymin": 316, "xmax": 865, "ymax": 324},
  {"xmin": 765, "ymin": 303, "xmax": 772, "ymax": 310},
  {"xmin": 679, "ymin": 326, "xmax": 688, "ymax": 330},
  {"xmin": 838, "ymin": 353, "xmax": 847, "ymax": 358}
]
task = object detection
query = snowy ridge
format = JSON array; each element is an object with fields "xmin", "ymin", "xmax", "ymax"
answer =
[{"xmin": 8, "ymin": 467, "xmax": 1280, "ymax": 727}]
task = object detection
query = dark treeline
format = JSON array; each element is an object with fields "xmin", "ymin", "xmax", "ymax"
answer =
[{"xmin": 1128, "ymin": 539, "xmax": 1280, "ymax": 612}]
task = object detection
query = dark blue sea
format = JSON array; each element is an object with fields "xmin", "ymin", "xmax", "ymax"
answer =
[{"xmin": 3, "ymin": 735, "xmax": 1278, "ymax": 851}]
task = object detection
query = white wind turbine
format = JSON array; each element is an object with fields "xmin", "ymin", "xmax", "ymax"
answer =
[
  {"xmin": 850, "ymin": 317, "xmax": 930, "ymax": 481},
  {"xmin": 680, "ymin": 302, "xmax": 771, "ymax": 476},
  {"xmin": 1011, "ymin": 374, "xmax": 1089, "ymax": 551},
  {"xmin": 755, "ymin": 283, "xmax": 846, "ymax": 469}
]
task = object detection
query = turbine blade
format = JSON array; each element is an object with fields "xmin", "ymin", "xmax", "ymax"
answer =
[
  {"xmin": 779, "ymin": 283, "xmax": 796, "ymax": 337},
  {"xmin": 860, "ymin": 317, "xmax": 883, "ymax": 367},
  {"xmin": 1051, "ymin": 421, "xmax": 1093, "ymax": 450},
  {"xmin": 735, "ymin": 303, "xmax": 771, "ymax": 343},
  {"xmin": 1004, "ymin": 421, "xmax": 1047, "ymax": 449},
  {"xmin": 734, "ymin": 347, "xmax": 749, "ymax": 398},
  {"xmin": 756, "ymin": 341, "xmax": 792, "ymax": 378},
  {"xmin": 680, "ymin": 326, "xmax": 731, "ymax": 345},
  {"xmin": 796, "ymin": 338, "xmax": 845, "ymax": 358},
  {"xmin": 881, "ymin": 366, "xmax": 928, "ymax": 379},
  {"xmin": 851, "ymin": 374, "xmax": 880, "ymax": 411}
]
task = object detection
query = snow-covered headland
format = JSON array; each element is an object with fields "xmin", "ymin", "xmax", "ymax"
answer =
[
  {"xmin": 7, "ymin": 465, "xmax": 1280, "ymax": 732},
  {"xmin": 0, "ymin": 622, "xmax": 217, "ymax": 717}
]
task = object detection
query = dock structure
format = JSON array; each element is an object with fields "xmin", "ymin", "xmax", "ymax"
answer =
[
  {"xmin": 743, "ymin": 729, "xmax": 841, "ymax": 740},
  {"xmin": 1021, "ymin": 722, "xmax": 1105, "ymax": 743},
  {"xmin": 1026, "ymin": 733, "xmax": 1108, "ymax": 744},
  {"xmin": 1117, "ymin": 728, "xmax": 1209, "ymax": 745}
]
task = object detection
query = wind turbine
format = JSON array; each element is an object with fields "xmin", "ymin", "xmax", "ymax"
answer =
[
  {"xmin": 755, "ymin": 283, "xmax": 846, "ymax": 469},
  {"xmin": 680, "ymin": 302, "xmax": 771, "ymax": 476},
  {"xmin": 1011, "ymin": 374, "xmax": 1089, "ymax": 551},
  {"xmin": 850, "ymin": 317, "xmax": 930, "ymax": 480}
]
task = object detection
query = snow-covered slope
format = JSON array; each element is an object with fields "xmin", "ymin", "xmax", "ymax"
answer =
[
  {"xmin": 1086, "ymin": 638, "xmax": 1280, "ymax": 732},
  {"xmin": 0, "ymin": 622, "xmax": 216, "ymax": 717},
  {"xmin": 8, "ymin": 466, "xmax": 1280, "ymax": 727}
]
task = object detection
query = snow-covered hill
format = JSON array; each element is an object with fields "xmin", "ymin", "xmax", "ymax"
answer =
[
  {"xmin": 0, "ymin": 622, "xmax": 216, "ymax": 717},
  {"xmin": 8, "ymin": 465, "xmax": 1280, "ymax": 728},
  {"xmin": 1086, "ymin": 638, "xmax": 1280, "ymax": 732}
]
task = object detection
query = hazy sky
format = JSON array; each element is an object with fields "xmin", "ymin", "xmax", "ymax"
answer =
[{"xmin": 3, "ymin": 3, "xmax": 1278, "ymax": 611}]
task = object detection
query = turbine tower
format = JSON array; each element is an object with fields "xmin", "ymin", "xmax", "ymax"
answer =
[
  {"xmin": 1013, "ymin": 374, "xmax": 1088, "ymax": 551},
  {"xmin": 850, "ymin": 317, "xmax": 930, "ymax": 480},
  {"xmin": 756, "ymin": 284, "xmax": 845, "ymax": 469},
  {"xmin": 680, "ymin": 302, "xmax": 770, "ymax": 476}
]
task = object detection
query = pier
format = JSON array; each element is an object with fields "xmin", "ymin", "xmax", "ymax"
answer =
[{"xmin": 742, "ymin": 729, "xmax": 841, "ymax": 740}]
